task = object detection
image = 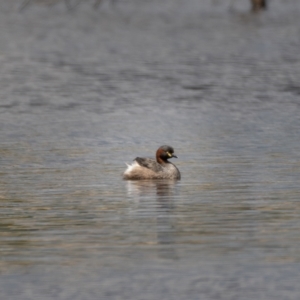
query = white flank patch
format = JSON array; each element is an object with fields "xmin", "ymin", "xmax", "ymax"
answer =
[{"xmin": 124, "ymin": 161, "xmax": 139, "ymax": 175}]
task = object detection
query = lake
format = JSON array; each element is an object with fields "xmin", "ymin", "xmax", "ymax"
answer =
[{"xmin": 0, "ymin": 0, "xmax": 300, "ymax": 299}]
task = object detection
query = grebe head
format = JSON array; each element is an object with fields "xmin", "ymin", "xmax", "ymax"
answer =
[{"xmin": 156, "ymin": 145, "xmax": 178, "ymax": 163}]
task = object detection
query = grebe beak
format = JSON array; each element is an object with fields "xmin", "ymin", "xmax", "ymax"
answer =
[{"xmin": 167, "ymin": 151, "xmax": 177, "ymax": 158}]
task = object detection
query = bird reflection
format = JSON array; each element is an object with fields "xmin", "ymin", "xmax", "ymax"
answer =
[
  {"xmin": 126, "ymin": 180, "xmax": 178, "ymax": 198},
  {"xmin": 126, "ymin": 180, "xmax": 179, "ymax": 260}
]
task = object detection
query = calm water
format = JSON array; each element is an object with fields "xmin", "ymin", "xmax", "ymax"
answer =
[{"xmin": 1, "ymin": 0, "xmax": 300, "ymax": 299}]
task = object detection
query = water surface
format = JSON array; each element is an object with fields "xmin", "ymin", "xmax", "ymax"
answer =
[{"xmin": 1, "ymin": 0, "xmax": 300, "ymax": 299}]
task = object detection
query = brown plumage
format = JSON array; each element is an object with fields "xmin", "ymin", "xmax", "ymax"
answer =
[{"xmin": 123, "ymin": 145, "xmax": 181, "ymax": 180}]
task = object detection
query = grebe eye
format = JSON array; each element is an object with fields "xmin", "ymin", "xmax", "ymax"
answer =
[{"xmin": 166, "ymin": 151, "xmax": 172, "ymax": 157}]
